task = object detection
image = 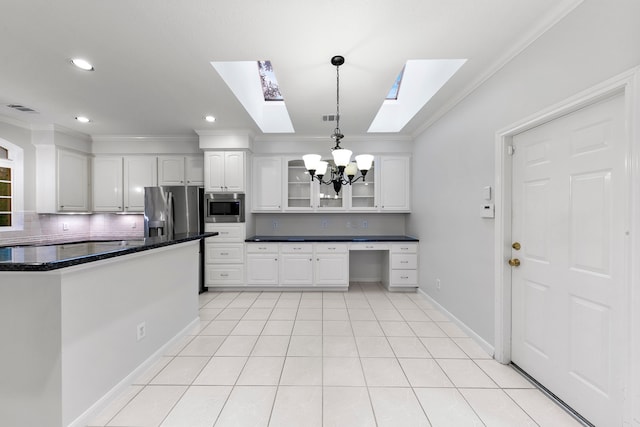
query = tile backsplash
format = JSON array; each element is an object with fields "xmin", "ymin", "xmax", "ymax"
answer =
[{"xmin": 0, "ymin": 212, "xmax": 144, "ymax": 246}]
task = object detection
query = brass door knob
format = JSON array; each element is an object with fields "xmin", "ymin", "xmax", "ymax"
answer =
[
  {"xmin": 512, "ymin": 242, "xmax": 521, "ymax": 250},
  {"xmin": 508, "ymin": 258, "xmax": 521, "ymax": 267}
]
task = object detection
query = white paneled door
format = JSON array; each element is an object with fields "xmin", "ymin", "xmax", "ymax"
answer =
[{"xmin": 511, "ymin": 93, "xmax": 627, "ymax": 427}]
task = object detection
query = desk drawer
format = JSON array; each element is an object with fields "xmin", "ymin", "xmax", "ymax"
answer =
[
  {"xmin": 391, "ymin": 254, "xmax": 417, "ymax": 269},
  {"xmin": 391, "ymin": 243, "xmax": 417, "ymax": 253},
  {"xmin": 349, "ymin": 242, "xmax": 389, "ymax": 251},
  {"xmin": 281, "ymin": 243, "xmax": 313, "ymax": 254},
  {"xmin": 390, "ymin": 269, "xmax": 417, "ymax": 285},
  {"xmin": 246, "ymin": 243, "xmax": 279, "ymax": 254},
  {"xmin": 315, "ymin": 243, "xmax": 348, "ymax": 254}
]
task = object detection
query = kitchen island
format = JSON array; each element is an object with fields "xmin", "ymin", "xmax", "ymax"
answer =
[{"xmin": 0, "ymin": 233, "xmax": 216, "ymax": 427}]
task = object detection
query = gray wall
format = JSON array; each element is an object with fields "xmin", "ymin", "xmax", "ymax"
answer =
[{"xmin": 407, "ymin": 0, "xmax": 640, "ymax": 344}]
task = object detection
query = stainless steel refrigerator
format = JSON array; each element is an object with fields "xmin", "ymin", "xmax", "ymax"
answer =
[{"xmin": 144, "ymin": 186, "xmax": 206, "ymax": 292}]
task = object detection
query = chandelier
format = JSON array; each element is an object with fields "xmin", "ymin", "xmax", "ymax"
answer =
[{"xmin": 303, "ymin": 55, "xmax": 373, "ymax": 195}]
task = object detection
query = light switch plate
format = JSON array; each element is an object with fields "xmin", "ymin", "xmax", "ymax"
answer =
[{"xmin": 483, "ymin": 186, "xmax": 492, "ymax": 201}]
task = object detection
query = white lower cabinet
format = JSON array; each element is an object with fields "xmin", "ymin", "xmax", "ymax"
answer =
[
  {"xmin": 246, "ymin": 244, "xmax": 279, "ymax": 286},
  {"xmin": 240, "ymin": 240, "xmax": 417, "ymax": 290},
  {"xmin": 204, "ymin": 224, "xmax": 246, "ymax": 288},
  {"xmin": 386, "ymin": 243, "xmax": 418, "ymax": 290},
  {"xmin": 280, "ymin": 244, "xmax": 314, "ymax": 286},
  {"xmin": 314, "ymin": 244, "xmax": 349, "ymax": 287}
]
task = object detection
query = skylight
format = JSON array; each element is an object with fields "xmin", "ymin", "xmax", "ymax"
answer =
[
  {"xmin": 386, "ymin": 66, "xmax": 405, "ymax": 100},
  {"xmin": 368, "ymin": 59, "xmax": 467, "ymax": 133},
  {"xmin": 211, "ymin": 60, "xmax": 294, "ymax": 133},
  {"xmin": 258, "ymin": 60, "xmax": 283, "ymax": 101}
]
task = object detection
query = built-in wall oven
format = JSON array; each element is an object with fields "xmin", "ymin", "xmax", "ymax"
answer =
[{"xmin": 204, "ymin": 193, "xmax": 245, "ymax": 223}]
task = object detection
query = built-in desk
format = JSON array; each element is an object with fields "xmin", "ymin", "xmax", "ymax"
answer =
[{"xmin": 240, "ymin": 235, "xmax": 419, "ymax": 291}]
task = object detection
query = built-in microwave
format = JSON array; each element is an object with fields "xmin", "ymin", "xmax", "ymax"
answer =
[{"xmin": 204, "ymin": 193, "xmax": 245, "ymax": 223}]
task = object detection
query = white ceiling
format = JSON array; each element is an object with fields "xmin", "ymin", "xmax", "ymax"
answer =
[{"xmin": 0, "ymin": 0, "xmax": 581, "ymax": 140}]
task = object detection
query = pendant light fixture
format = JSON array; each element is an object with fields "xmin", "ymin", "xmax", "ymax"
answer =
[{"xmin": 303, "ymin": 55, "xmax": 374, "ymax": 195}]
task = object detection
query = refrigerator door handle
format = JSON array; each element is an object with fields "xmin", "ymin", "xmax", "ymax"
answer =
[{"xmin": 167, "ymin": 191, "xmax": 175, "ymax": 239}]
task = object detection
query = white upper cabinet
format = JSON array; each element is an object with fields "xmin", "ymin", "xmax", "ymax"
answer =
[
  {"xmin": 379, "ymin": 155, "xmax": 411, "ymax": 212},
  {"xmin": 57, "ymin": 149, "xmax": 91, "ymax": 212},
  {"xmin": 36, "ymin": 146, "xmax": 90, "ymax": 213},
  {"xmin": 252, "ymin": 156, "xmax": 282, "ymax": 211},
  {"xmin": 185, "ymin": 155, "xmax": 204, "ymax": 186},
  {"xmin": 158, "ymin": 155, "xmax": 204, "ymax": 186},
  {"xmin": 93, "ymin": 156, "xmax": 123, "ymax": 212},
  {"xmin": 204, "ymin": 151, "xmax": 245, "ymax": 193},
  {"xmin": 261, "ymin": 155, "xmax": 409, "ymax": 213},
  {"xmin": 123, "ymin": 156, "xmax": 157, "ymax": 212}
]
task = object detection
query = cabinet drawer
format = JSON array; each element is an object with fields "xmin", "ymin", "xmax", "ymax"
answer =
[
  {"xmin": 391, "ymin": 254, "xmax": 417, "ymax": 269},
  {"xmin": 391, "ymin": 243, "xmax": 417, "ymax": 254},
  {"xmin": 281, "ymin": 243, "xmax": 313, "ymax": 254},
  {"xmin": 349, "ymin": 242, "xmax": 390, "ymax": 251},
  {"xmin": 246, "ymin": 243, "xmax": 279, "ymax": 253},
  {"xmin": 204, "ymin": 223, "xmax": 246, "ymax": 242},
  {"xmin": 206, "ymin": 264, "xmax": 245, "ymax": 285},
  {"xmin": 390, "ymin": 269, "xmax": 417, "ymax": 285},
  {"xmin": 205, "ymin": 243, "xmax": 244, "ymax": 264},
  {"xmin": 314, "ymin": 243, "xmax": 348, "ymax": 254}
]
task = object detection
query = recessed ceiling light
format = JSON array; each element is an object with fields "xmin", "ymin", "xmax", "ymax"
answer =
[
  {"xmin": 70, "ymin": 58, "xmax": 94, "ymax": 71},
  {"xmin": 204, "ymin": 115, "xmax": 216, "ymax": 122},
  {"xmin": 75, "ymin": 116, "xmax": 90, "ymax": 123}
]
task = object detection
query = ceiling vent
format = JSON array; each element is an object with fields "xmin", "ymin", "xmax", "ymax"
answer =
[
  {"xmin": 6, "ymin": 104, "xmax": 38, "ymax": 113},
  {"xmin": 322, "ymin": 114, "xmax": 339, "ymax": 122}
]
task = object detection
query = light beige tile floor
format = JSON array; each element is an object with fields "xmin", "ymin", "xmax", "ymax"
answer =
[{"xmin": 88, "ymin": 283, "xmax": 584, "ymax": 427}]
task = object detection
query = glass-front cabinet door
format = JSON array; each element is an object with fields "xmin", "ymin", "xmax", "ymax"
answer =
[
  {"xmin": 287, "ymin": 159, "xmax": 312, "ymax": 210},
  {"xmin": 315, "ymin": 159, "xmax": 346, "ymax": 211},
  {"xmin": 349, "ymin": 160, "xmax": 377, "ymax": 210}
]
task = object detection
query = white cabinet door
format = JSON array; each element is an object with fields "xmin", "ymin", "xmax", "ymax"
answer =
[
  {"xmin": 158, "ymin": 156, "xmax": 185, "ymax": 186},
  {"xmin": 280, "ymin": 253, "xmax": 313, "ymax": 286},
  {"xmin": 185, "ymin": 155, "xmax": 204, "ymax": 186},
  {"xmin": 204, "ymin": 151, "xmax": 245, "ymax": 192},
  {"xmin": 224, "ymin": 151, "xmax": 245, "ymax": 192},
  {"xmin": 314, "ymin": 253, "xmax": 349, "ymax": 286},
  {"xmin": 123, "ymin": 156, "xmax": 157, "ymax": 212},
  {"xmin": 246, "ymin": 254, "xmax": 279, "ymax": 285},
  {"xmin": 57, "ymin": 149, "xmax": 90, "ymax": 212},
  {"xmin": 252, "ymin": 156, "xmax": 282, "ymax": 211},
  {"xmin": 379, "ymin": 156, "xmax": 411, "ymax": 211},
  {"xmin": 204, "ymin": 151, "xmax": 225, "ymax": 192},
  {"xmin": 93, "ymin": 156, "xmax": 123, "ymax": 212}
]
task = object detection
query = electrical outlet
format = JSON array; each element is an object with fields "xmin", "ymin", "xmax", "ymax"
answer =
[
  {"xmin": 62, "ymin": 222, "xmax": 69, "ymax": 231},
  {"xmin": 436, "ymin": 279, "xmax": 441, "ymax": 290},
  {"xmin": 131, "ymin": 220, "xmax": 137, "ymax": 229},
  {"xmin": 321, "ymin": 219, "xmax": 328, "ymax": 228},
  {"xmin": 346, "ymin": 221, "xmax": 351, "ymax": 228},
  {"xmin": 362, "ymin": 220, "xmax": 368, "ymax": 229},
  {"xmin": 272, "ymin": 220, "xmax": 279, "ymax": 230},
  {"xmin": 136, "ymin": 322, "xmax": 146, "ymax": 341}
]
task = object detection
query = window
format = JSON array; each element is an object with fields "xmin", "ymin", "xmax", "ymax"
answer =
[
  {"xmin": 0, "ymin": 140, "xmax": 23, "ymax": 231},
  {"xmin": 0, "ymin": 164, "xmax": 11, "ymax": 227},
  {"xmin": 257, "ymin": 60, "xmax": 284, "ymax": 101},
  {"xmin": 386, "ymin": 66, "xmax": 405, "ymax": 100}
]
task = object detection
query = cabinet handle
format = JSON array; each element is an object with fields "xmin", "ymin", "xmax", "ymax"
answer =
[
  {"xmin": 275, "ymin": 258, "xmax": 278, "ymax": 261},
  {"xmin": 401, "ymin": 276, "xmax": 409, "ymax": 279},
  {"xmin": 220, "ymin": 252, "xmax": 229, "ymax": 256},
  {"xmin": 309, "ymin": 258, "xmax": 312, "ymax": 261},
  {"xmin": 400, "ymin": 247, "xmax": 409, "ymax": 251},
  {"xmin": 401, "ymin": 261, "xmax": 408, "ymax": 264},
  {"xmin": 220, "ymin": 273, "xmax": 229, "ymax": 277}
]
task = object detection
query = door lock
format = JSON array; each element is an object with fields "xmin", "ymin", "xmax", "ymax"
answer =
[
  {"xmin": 508, "ymin": 258, "xmax": 521, "ymax": 267},
  {"xmin": 512, "ymin": 242, "xmax": 521, "ymax": 250}
]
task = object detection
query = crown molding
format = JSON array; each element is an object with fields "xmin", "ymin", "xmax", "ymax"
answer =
[
  {"xmin": 91, "ymin": 134, "xmax": 199, "ymax": 144},
  {"xmin": 412, "ymin": 0, "xmax": 584, "ymax": 138}
]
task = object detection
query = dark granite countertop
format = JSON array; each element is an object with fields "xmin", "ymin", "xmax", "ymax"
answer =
[
  {"xmin": 0, "ymin": 232, "xmax": 218, "ymax": 272},
  {"xmin": 245, "ymin": 235, "xmax": 419, "ymax": 243}
]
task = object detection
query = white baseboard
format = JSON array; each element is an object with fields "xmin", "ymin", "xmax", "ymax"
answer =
[
  {"xmin": 417, "ymin": 288, "xmax": 496, "ymax": 359},
  {"xmin": 68, "ymin": 317, "xmax": 200, "ymax": 427}
]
